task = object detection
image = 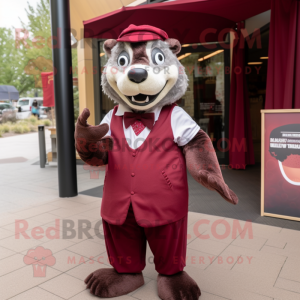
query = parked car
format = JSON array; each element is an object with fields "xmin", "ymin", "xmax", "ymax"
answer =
[
  {"xmin": 39, "ymin": 106, "xmax": 51, "ymax": 119},
  {"xmin": 0, "ymin": 103, "xmax": 17, "ymax": 123},
  {"xmin": 17, "ymin": 97, "xmax": 43, "ymax": 113}
]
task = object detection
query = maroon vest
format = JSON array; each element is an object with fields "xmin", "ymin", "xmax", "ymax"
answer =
[{"xmin": 101, "ymin": 104, "xmax": 189, "ymax": 227}]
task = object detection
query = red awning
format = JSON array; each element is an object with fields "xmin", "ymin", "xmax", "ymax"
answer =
[{"xmin": 83, "ymin": 0, "xmax": 271, "ymax": 43}]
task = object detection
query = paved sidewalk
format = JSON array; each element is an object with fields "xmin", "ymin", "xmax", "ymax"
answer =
[
  {"xmin": 0, "ymin": 130, "xmax": 51, "ymax": 160},
  {"xmin": 0, "ymin": 132, "xmax": 103, "ymax": 213},
  {"xmin": 0, "ymin": 194, "xmax": 300, "ymax": 300},
  {"xmin": 0, "ymin": 133, "xmax": 300, "ymax": 300}
]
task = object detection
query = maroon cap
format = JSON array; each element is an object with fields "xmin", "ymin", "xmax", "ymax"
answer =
[{"xmin": 117, "ymin": 24, "xmax": 168, "ymax": 43}]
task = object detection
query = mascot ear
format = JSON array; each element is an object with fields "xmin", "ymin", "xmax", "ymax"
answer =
[
  {"xmin": 103, "ymin": 39, "xmax": 118, "ymax": 57},
  {"xmin": 165, "ymin": 38, "xmax": 181, "ymax": 55}
]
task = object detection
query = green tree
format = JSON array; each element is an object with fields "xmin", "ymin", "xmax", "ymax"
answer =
[
  {"xmin": 0, "ymin": 0, "xmax": 78, "ymax": 98},
  {"xmin": 21, "ymin": 0, "xmax": 78, "ymax": 66},
  {"xmin": 20, "ymin": 0, "xmax": 53, "ymax": 62},
  {"xmin": 0, "ymin": 27, "xmax": 34, "ymax": 95}
]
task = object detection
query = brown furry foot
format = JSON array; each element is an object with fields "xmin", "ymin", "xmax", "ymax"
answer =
[
  {"xmin": 157, "ymin": 271, "xmax": 201, "ymax": 300},
  {"xmin": 84, "ymin": 268, "xmax": 144, "ymax": 298}
]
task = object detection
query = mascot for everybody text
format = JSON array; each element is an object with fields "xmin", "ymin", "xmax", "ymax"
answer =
[{"xmin": 75, "ymin": 24, "xmax": 238, "ymax": 300}]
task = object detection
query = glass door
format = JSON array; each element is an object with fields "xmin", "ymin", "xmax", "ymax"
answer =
[{"xmin": 177, "ymin": 45, "xmax": 230, "ymax": 165}]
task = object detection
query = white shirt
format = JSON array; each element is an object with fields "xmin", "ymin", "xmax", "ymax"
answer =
[{"xmin": 100, "ymin": 104, "xmax": 200, "ymax": 149}]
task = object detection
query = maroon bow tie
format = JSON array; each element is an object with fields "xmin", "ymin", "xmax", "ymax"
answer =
[{"xmin": 124, "ymin": 112, "xmax": 155, "ymax": 130}]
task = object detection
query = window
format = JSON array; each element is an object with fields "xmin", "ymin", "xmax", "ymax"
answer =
[
  {"xmin": 99, "ymin": 42, "xmax": 114, "ymax": 117},
  {"xmin": 36, "ymin": 100, "xmax": 43, "ymax": 106},
  {"xmin": 246, "ymin": 26, "xmax": 269, "ymax": 163},
  {"xmin": 0, "ymin": 104, "xmax": 12, "ymax": 110},
  {"xmin": 178, "ymin": 46, "xmax": 230, "ymax": 163},
  {"xmin": 19, "ymin": 100, "xmax": 29, "ymax": 106}
]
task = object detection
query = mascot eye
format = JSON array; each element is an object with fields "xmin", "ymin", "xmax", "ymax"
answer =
[
  {"xmin": 117, "ymin": 51, "xmax": 130, "ymax": 67},
  {"xmin": 152, "ymin": 48, "xmax": 165, "ymax": 65}
]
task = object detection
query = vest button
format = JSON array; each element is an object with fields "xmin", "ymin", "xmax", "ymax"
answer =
[
  {"xmin": 131, "ymin": 173, "xmax": 135, "ymax": 177},
  {"xmin": 132, "ymin": 153, "xmax": 136, "ymax": 157},
  {"xmin": 131, "ymin": 191, "xmax": 135, "ymax": 195}
]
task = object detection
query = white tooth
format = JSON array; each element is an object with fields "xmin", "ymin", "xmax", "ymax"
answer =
[{"xmin": 130, "ymin": 96, "xmax": 150, "ymax": 104}]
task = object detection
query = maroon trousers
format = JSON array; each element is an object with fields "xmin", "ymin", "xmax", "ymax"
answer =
[{"xmin": 103, "ymin": 205, "xmax": 187, "ymax": 275}]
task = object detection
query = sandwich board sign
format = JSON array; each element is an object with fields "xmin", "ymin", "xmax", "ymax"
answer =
[{"xmin": 261, "ymin": 109, "xmax": 300, "ymax": 221}]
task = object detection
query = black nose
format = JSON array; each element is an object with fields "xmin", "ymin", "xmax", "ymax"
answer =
[{"xmin": 128, "ymin": 68, "xmax": 148, "ymax": 83}]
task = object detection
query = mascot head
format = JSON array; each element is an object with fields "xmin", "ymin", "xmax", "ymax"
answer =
[{"xmin": 102, "ymin": 24, "xmax": 188, "ymax": 112}]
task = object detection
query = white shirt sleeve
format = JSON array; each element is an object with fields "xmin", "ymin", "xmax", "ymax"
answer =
[
  {"xmin": 171, "ymin": 106, "xmax": 200, "ymax": 146},
  {"xmin": 100, "ymin": 109, "xmax": 113, "ymax": 136}
]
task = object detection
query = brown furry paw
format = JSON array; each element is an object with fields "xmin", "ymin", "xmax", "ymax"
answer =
[
  {"xmin": 84, "ymin": 268, "xmax": 144, "ymax": 298},
  {"xmin": 157, "ymin": 271, "xmax": 201, "ymax": 300}
]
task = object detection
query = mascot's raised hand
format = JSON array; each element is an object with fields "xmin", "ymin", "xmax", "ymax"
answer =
[
  {"xmin": 75, "ymin": 108, "xmax": 113, "ymax": 166},
  {"xmin": 75, "ymin": 24, "xmax": 238, "ymax": 300}
]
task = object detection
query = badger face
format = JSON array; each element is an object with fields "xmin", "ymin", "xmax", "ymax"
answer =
[{"xmin": 102, "ymin": 39, "xmax": 188, "ymax": 112}]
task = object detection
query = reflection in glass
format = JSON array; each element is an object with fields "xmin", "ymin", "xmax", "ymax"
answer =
[{"xmin": 178, "ymin": 50, "xmax": 226, "ymax": 159}]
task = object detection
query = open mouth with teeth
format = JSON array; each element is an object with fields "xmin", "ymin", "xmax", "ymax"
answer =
[{"xmin": 125, "ymin": 83, "xmax": 167, "ymax": 106}]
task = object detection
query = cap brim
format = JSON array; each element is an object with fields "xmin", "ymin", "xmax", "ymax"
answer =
[{"xmin": 117, "ymin": 32, "xmax": 164, "ymax": 42}]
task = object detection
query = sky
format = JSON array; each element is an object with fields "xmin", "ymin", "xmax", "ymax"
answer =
[{"xmin": 0, "ymin": 0, "xmax": 41, "ymax": 30}]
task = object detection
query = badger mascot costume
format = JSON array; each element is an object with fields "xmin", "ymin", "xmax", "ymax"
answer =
[{"xmin": 75, "ymin": 25, "xmax": 238, "ymax": 300}]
